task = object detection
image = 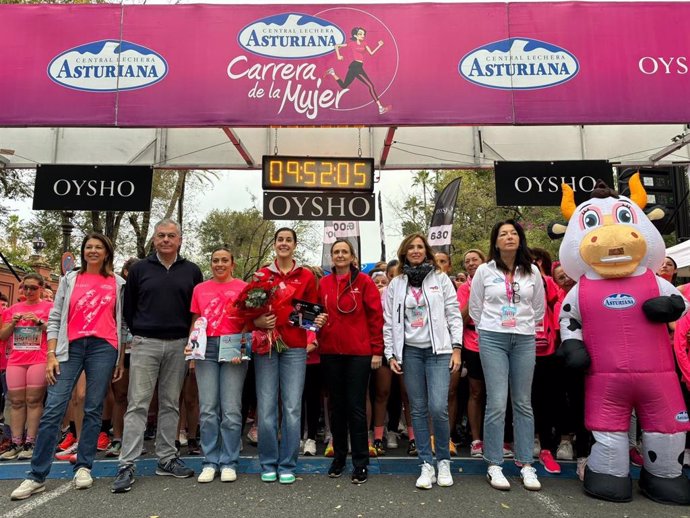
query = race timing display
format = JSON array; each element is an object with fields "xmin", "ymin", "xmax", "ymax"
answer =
[{"xmin": 262, "ymin": 156, "xmax": 374, "ymax": 192}]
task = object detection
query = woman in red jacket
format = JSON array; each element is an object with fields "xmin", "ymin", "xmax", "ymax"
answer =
[
  {"xmin": 317, "ymin": 239, "xmax": 383, "ymax": 484},
  {"xmin": 252, "ymin": 228, "xmax": 318, "ymax": 485}
]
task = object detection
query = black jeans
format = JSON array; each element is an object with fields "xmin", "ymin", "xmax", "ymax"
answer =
[{"xmin": 320, "ymin": 354, "xmax": 371, "ymax": 469}]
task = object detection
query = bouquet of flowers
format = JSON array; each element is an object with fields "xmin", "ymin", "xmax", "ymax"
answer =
[{"xmin": 228, "ymin": 272, "xmax": 296, "ymax": 356}]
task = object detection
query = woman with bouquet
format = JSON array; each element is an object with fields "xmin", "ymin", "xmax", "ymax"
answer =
[
  {"xmin": 252, "ymin": 228, "xmax": 318, "ymax": 484},
  {"xmin": 185, "ymin": 246, "xmax": 248, "ymax": 484},
  {"xmin": 317, "ymin": 240, "xmax": 383, "ymax": 484}
]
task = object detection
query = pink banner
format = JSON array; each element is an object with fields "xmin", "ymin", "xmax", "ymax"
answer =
[{"xmin": 1, "ymin": 3, "xmax": 688, "ymax": 127}]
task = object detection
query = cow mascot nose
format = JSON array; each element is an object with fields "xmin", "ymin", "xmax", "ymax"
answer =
[{"xmin": 557, "ymin": 174, "xmax": 690, "ymax": 505}]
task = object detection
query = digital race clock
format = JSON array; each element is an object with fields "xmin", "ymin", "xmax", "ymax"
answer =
[{"xmin": 262, "ymin": 155, "xmax": 374, "ymax": 192}]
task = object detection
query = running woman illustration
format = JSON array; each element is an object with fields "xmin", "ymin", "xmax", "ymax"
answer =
[{"xmin": 325, "ymin": 27, "xmax": 391, "ymax": 115}]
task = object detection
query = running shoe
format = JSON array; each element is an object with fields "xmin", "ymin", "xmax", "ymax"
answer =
[
  {"xmin": 17, "ymin": 442, "xmax": 34, "ymax": 460},
  {"xmin": 629, "ymin": 447, "xmax": 644, "ymax": 467},
  {"xmin": 0, "ymin": 443, "xmax": 21, "ymax": 461},
  {"xmin": 520, "ymin": 465, "xmax": 542, "ymax": 491},
  {"xmin": 539, "ymin": 450, "xmax": 561, "ymax": 474},
  {"xmin": 503, "ymin": 443, "xmax": 514, "ymax": 458},
  {"xmin": 324, "ymin": 441, "xmax": 334, "ymax": 458},
  {"xmin": 106, "ymin": 440, "xmax": 122, "ymax": 458},
  {"xmin": 55, "ymin": 443, "xmax": 78, "ymax": 463},
  {"xmin": 449, "ymin": 441, "xmax": 457, "ymax": 457},
  {"xmin": 386, "ymin": 431, "xmax": 399, "ymax": 449},
  {"xmin": 470, "ymin": 440, "xmax": 484, "ymax": 458},
  {"xmin": 373, "ymin": 439, "xmax": 385, "ymax": 456},
  {"xmin": 487, "ymin": 465, "xmax": 510, "ymax": 490},
  {"xmin": 97, "ymin": 432, "xmax": 110, "ymax": 451},
  {"xmin": 407, "ymin": 439, "xmax": 417, "ymax": 456},
  {"xmin": 246, "ymin": 425, "xmax": 258, "ymax": 446},
  {"xmin": 58, "ymin": 432, "xmax": 76, "ymax": 452},
  {"xmin": 556, "ymin": 439, "xmax": 574, "ymax": 461}
]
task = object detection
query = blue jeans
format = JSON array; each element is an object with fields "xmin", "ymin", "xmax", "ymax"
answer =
[
  {"xmin": 402, "ymin": 345, "xmax": 451, "ymax": 465},
  {"xmin": 253, "ymin": 347, "xmax": 307, "ymax": 476},
  {"xmin": 478, "ymin": 329, "xmax": 536, "ymax": 465},
  {"xmin": 195, "ymin": 337, "xmax": 248, "ymax": 470},
  {"xmin": 29, "ymin": 338, "xmax": 117, "ymax": 482}
]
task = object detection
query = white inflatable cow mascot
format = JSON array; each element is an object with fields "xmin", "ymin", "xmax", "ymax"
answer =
[{"xmin": 558, "ymin": 174, "xmax": 690, "ymax": 505}]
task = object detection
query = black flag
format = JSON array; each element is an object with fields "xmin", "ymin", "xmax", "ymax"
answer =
[{"xmin": 427, "ymin": 178, "xmax": 461, "ymax": 254}]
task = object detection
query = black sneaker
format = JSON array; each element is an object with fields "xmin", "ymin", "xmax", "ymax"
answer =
[
  {"xmin": 328, "ymin": 461, "xmax": 345, "ymax": 478},
  {"xmin": 111, "ymin": 465, "xmax": 135, "ymax": 493},
  {"xmin": 351, "ymin": 466, "xmax": 368, "ymax": 485},
  {"xmin": 156, "ymin": 457, "xmax": 194, "ymax": 478},
  {"xmin": 187, "ymin": 438, "xmax": 201, "ymax": 456},
  {"xmin": 407, "ymin": 439, "xmax": 417, "ymax": 456},
  {"xmin": 144, "ymin": 424, "xmax": 156, "ymax": 441}
]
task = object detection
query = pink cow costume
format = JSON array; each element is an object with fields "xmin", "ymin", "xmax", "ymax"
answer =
[{"xmin": 558, "ymin": 175, "xmax": 690, "ymax": 505}]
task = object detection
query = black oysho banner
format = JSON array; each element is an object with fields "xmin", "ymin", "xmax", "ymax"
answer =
[
  {"xmin": 495, "ymin": 161, "xmax": 614, "ymax": 206},
  {"xmin": 33, "ymin": 165, "xmax": 153, "ymax": 211}
]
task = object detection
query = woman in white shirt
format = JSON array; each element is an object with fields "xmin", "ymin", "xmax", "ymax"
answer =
[{"xmin": 469, "ymin": 220, "xmax": 545, "ymax": 492}]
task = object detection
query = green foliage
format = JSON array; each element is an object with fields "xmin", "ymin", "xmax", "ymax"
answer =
[
  {"xmin": 394, "ymin": 169, "xmax": 562, "ymax": 272},
  {"xmin": 197, "ymin": 208, "xmax": 277, "ymax": 281}
]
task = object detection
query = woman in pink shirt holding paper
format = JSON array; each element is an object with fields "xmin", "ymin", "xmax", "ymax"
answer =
[
  {"xmin": 186, "ymin": 246, "xmax": 248, "ymax": 484},
  {"xmin": 0, "ymin": 273, "xmax": 53, "ymax": 461}
]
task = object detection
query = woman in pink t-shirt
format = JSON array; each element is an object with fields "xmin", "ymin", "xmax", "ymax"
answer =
[
  {"xmin": 0, "ymin": 273, "xmax": 52, "ymax": 461},
  {"xmin": 185, "ymin": 246, "xmax": 248, "ymax": 484},
  {"xmin": 10, "ymin": 233, "xmax": 125, "ymax": 501}
]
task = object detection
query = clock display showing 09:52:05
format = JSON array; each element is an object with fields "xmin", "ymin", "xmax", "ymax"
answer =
[{"xmin": 262, "ymin": 156, "xmax": 374, "ymax": 192}]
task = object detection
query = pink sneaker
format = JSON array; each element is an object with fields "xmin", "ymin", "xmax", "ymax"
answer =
[
  {"xmin": 539, "ymin": 450, "xmax": 561, "ymax": 474},
  {"xmin": 629, "ymin": 447, "xmax": 643, "ymax": 467},
  {"xmin": 470, "ymin": 440, "xmax": 483, "ymax": 458}
]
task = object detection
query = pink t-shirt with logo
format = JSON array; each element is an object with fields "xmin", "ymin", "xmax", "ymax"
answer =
[
  {"xmin": 190, "ymin": 278, "xmax": 247, "ymax": 337},
  {"xmin": 2, "ymin": 300, "xmax": 53, "ymax": 366},
  {"xmin": 67, "ymin": 273, "xmax": 118, "ymax": 348}
]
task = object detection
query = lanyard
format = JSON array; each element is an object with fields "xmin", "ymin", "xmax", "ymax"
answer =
[
  {"xmin": 504, "ymin": 272, "xmax": 515, "ymax": 307},
  {"xmin": 410, "ymin": 287, "xmax": 424, "ymax": 306}
]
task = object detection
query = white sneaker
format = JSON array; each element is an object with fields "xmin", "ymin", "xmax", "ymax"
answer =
[
  {"xmin": 533, "ymin": 437, "xmax": 541, "ymax": 458},
  {"xmin": 303, "ymin": 438, "xmax": 316, "ymax": 456},
  {"xmin": 220, "ymin": 467, "xmax": 237, "ymax": 482},
  {"xmin": 437, "ymin": 460, "xmax": 453, "ymax": 487},
  {"xmin": 556, "ymin": 440, "xmax": 574, "ymax": 461},
  {"xmin": 487, "ymin": 465, "xmax": 510, "ymax": 490},
  {"xmin": 74, "ymin": 467, "xmax": 93, "ymax": 489},
  {"xmin": 520, "ymin": 465, "xmax": 542, "ymax": 491},
  {"xmin": 386, "ymin": 430, "xmax": 399, "ymax": 449},
  {"xmin": 415, "ymin": 462, "xmax": 436, "ymax": 489},
  {"xmin": 11, "ymin": 479, "xmax": 45, "ymax": 500},
  {"xmin": 576, "ymin": 457, "xmax": 588, "ymax": 481},
  {"xmin": 197, "ymin": 466, "xmax": 216, "ymax": 483}
]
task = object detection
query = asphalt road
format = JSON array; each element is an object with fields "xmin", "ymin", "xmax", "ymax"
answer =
[{"xmin": 1, "ymin": 466, "xmax": 689, "ymax": 518}]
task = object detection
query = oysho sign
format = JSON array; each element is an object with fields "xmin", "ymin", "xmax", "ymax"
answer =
[
  {"xmin": 33, "ymin": 165, "xmax": 153, "ymax": 211},
  {"xmin": 263, "ymin": 192, "xmax": 375, "ymax": 221},
  {"xmin": 494, "ymin": 161, "xmax": 614, "ymax": 207}
]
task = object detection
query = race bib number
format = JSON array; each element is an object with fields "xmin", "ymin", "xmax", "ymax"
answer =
[
  {"xmin": 13, "ymin": 326, "xmax": 41, "ymax": 351},
  {"xmin": 500, "ymin": 306, "xmax": 517, "ymax": 328},
  {"xmin": 410, "ymin": 307, "xmax": 425, "ymax": 328}
]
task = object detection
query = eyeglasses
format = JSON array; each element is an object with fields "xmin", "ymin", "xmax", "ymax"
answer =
[
  {"xmin": 510, "ymin": 282, "xmax": 520, "ymax": 304},
  {"xmin": 22, "ymin": 285, "xmax": 40, "ymax": 292}
]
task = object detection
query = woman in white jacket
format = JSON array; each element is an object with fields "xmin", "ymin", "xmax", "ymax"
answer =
[
  {"xmin": 469, "ymin": 219, "xmax": 545, "ymax": 492},
  {"xmin": 383, "ymin": 234, "xmax": 462, "ymax": 490}
]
